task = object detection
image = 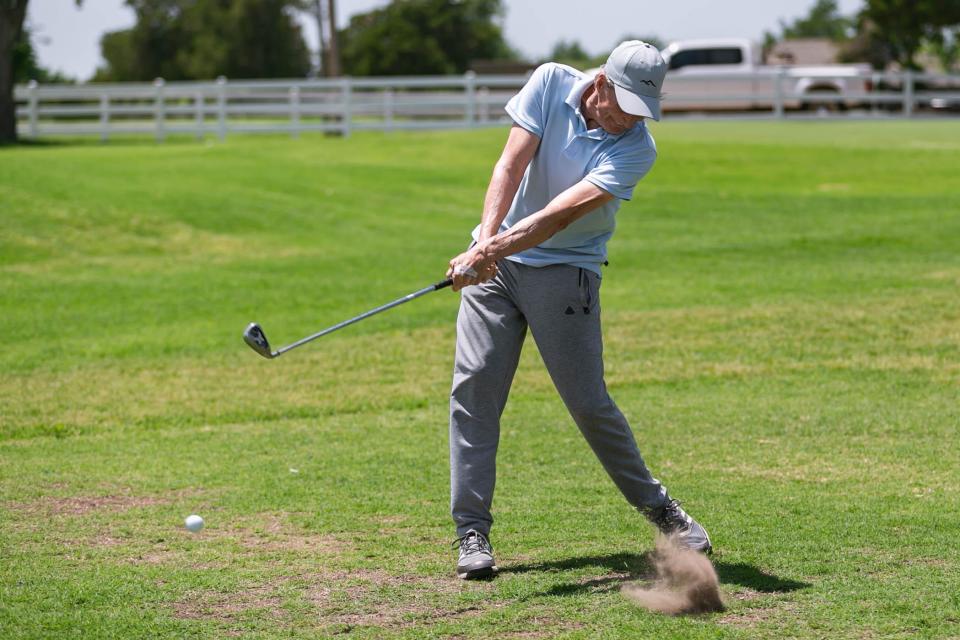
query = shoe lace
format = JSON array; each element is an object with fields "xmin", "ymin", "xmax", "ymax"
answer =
[
  {"xmin": 650, "ymin": 499, "xmax": 689, "ymax": 535},
  {"xmin": 452, "ymin": 531, "xmax": 490, "ymax": 555}
]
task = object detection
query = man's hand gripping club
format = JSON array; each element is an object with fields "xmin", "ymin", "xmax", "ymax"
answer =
[{"xmin": 446, "ymin": 246, "xmax": 498, "ymax": 292}]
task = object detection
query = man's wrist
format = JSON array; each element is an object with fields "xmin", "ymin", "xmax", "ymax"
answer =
[{"xmin": 473, "ymin": 239, "xmax": 497, "ymax": 265}]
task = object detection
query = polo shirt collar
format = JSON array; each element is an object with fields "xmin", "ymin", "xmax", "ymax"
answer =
[{"xmin": 566, "ymin": 72, "xmax": 623, "ymax": 141}]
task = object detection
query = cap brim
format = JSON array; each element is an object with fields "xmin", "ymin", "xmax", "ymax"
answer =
[{"xmin": 613, "ymin": 83, "xmax": 660, "ymax": 121}]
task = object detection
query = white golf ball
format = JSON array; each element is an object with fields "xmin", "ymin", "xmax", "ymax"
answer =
[{"xmin": 184, "ymin": 514, "xmax": 204, "ymax": 532}]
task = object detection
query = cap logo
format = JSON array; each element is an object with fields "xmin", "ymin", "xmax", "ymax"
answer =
[{"xmin": 639, "ymin": 79, "xmax": 657, "ymax": 87}]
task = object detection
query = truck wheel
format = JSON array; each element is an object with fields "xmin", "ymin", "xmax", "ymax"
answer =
[{"xmin": 801, "ymin": 88, "xmax": 846, "ymax": 113}]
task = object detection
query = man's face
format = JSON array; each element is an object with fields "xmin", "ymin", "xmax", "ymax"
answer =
[{"xmin": 594, "ymin": 74, "xmax": 645, "ymax": 135}]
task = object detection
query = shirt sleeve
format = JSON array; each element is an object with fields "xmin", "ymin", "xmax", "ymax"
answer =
[
  {"xmin": 584, "ymin": 141, "xmax": 657, "ymax": 201},
  {"xmin": 504, "ymin": 64, "xmax": 554, "ymax": 138}
]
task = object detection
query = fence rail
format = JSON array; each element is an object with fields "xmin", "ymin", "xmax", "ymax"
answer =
[{"xmin": 13, "ymin": 69, "xmax": 960, "ymax": 141}]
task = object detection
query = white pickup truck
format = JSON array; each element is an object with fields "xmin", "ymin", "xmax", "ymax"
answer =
[{"xmin": 659, "ymin": 39, "xmax": 872, "ymax": 112}]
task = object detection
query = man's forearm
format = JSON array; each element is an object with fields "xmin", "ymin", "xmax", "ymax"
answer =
[
  {"xmin": 478, "ymin": 162, "xmax": 522, "ymax": 241},
  {"xmin": 475, "ymin": 181, "xmax": 614, "ymax": 264}
]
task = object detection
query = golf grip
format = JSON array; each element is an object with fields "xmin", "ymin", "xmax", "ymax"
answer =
[{"xmin": 274, "ymin": 278, "xmax": 454, "ymax": 356}]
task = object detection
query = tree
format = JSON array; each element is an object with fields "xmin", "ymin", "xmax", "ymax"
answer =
[
  {"xmin": 300, "ymin": 0, "xmax": 340, "ymax": 77},
  {"xmin": 762, "ymin": 0, "xmax": 854, "ymax": 61},
  {"xmin": 853, "ymin": 0, "xmax": 960, "ymax": 70},
  {"xmin": 2, "ymin": 0, "xmax": 80, "ymax": 143},
  {"xmin": 13, "ymin": 24, "xmax": 75, "ymax": 83},
  {"xmin": 550, "ymin": 39, "xmax": 589, "ymax": 62},
  {"xmin": 546, "ymin": 39, "xmax": 594, "ymax": 70},
  {"xmin": 781, "ymin": 0, "xmax": 853, "ymax": 40},
  {"xmin": 925, "ymin": 27, "xmax": 959, "ymax": 71},
  {"xmin": 338, "ymin": 0, "xmax": 516, "ymax": 76},
  {"xmin": 1, "ymin": 0, "xmax": 30, "ymax": 143},
  {"xmin": 95, "ymin": 0, "xmax": 311, "ymax": 81}
]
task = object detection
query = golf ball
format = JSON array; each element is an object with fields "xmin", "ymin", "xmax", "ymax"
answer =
[{"xmin": 184, "ymin": 514, "xmax": 204, "ymax": 532}]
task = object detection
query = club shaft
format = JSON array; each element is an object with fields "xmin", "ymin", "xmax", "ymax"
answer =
[{"xmin": 274, "ymin": 279, "xmax": 452, "ymax": 356}]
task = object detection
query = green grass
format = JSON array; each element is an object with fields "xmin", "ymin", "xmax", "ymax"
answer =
[{"xmin": 1, "ymin": 121, "xmax": 959, "ymax": 639}]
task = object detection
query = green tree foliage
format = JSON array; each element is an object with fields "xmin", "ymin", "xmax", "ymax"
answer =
[
  {"xmin": 546, "ymin": 39, "xmax": 595, "ymax": 70},
  {"xmin": 762, "ymin": 0, "xmax": 854, "ymax": 61},
  {"xmin": 781, "ymin": 0, "xmax": 854, "ymax": 40},
  {"xmin": 338, "ymin": 0, "xmax": 516, "ymax": 76},
  {"xmin": 550, "ymin": 39, "xmax": 589, "ymax": 62},
  {"xmin": 854, "ymin": 0, "xmax": 960, "ymax": 70},
  {"xmin": 925, "ymin": 27, "xmax": 959, "ymax": 71},
  {"xmin": 95, "ymin": 0, "xmax": 311, "ymax": 81},
  {"xmin": 13, "ymin": 26, "xmax": 75, "ymax": 83},
  {"xmin": 545, "ymin": 35, "xmax": 665, "ymax": 72}
]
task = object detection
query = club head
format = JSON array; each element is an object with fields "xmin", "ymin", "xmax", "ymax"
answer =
[{"xmin": 243, "ymin": 322, "xmax": 275, "ymax": 359}]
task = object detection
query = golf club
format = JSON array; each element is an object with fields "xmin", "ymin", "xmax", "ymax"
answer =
[{"xmin": 243, "ymin": 278, "xmax": 452, "ymax": 359}]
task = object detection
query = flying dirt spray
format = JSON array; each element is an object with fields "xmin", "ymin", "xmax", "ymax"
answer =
[{"xmin": 622, "ymin": 536, "xmax": 725, "ymax": 615}]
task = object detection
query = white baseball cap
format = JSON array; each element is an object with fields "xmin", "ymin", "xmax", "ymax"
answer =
[{"xmin": 604, "ymin": 40, "xmax": 667, "ymax": 121}]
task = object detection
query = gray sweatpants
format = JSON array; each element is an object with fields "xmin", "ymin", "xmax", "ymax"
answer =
[{"xmin": 449, "ymin": 259, "xmax": 669, "ymax": 537}]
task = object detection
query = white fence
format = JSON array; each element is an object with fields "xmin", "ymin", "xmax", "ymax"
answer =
[
  {"xmin": 13, "ymin": 69, "xmax": 960, "ymax": 142},
  {"xmin": 13, "ymin": 73, "xmax": 523, "ymax": 142}
]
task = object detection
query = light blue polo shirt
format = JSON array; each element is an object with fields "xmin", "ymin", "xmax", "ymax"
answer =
[{"xmin": 472, "ymin": 63, "xmax": 657, "ymax": 274}]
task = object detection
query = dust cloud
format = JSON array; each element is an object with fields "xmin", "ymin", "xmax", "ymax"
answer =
[{"xmin": 622, "ymin": 536, "xmax": 725, "ymax": 615}]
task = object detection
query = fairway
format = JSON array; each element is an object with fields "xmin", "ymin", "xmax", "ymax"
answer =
[{"xmin": 1, "ymin": 121, "xmax": 959, "ymax": 639}]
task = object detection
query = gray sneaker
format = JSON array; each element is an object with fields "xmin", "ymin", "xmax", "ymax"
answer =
[
  {"xmin": 647, "ymin": 499, "xmax": 713, "ymax": 553},
  {"xmin": 454, "ymin": 529, "xmax": 497, "ymax": 579}
]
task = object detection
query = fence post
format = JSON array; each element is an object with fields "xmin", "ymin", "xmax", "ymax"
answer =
[
  {"xmin": 384, "ymin": 87, "xmax": 394, "ymax": 132},
  {"xmin": 27, "ymin": 80, "xmax": 38, "ymax": 138},
  {"xmin": 194, "ymin": 91, "xmax": 204, "ymax": 140},
  {"xmin": 289, "ymin": 85, "xmax": 301, "ymax": 138},
  {"xmin": 773, "ymin": 68, "xmax": 785, "ymax": 119},
  {"xmin": 465, "ymin": 70, "xmax": 477, "ymax": 127},
  {"xmin": 903, "ymin": 70, "xmax": 914, "ymax": 118},
  {"xmin": 341, "ymin": 76, "xmax": 352, "ymax": 137},
  {"xmin": 871, "ymin": 72, "xmax": 881, "ymax": 115},
  {"xmin": 153, "ymin": 77, "xmax": 166, "ymax": 142},
  {"xmin": 217, "ymin": 76, "xmax": 227, "ymax": 140},
  {"xmin": 478, "ymin": 86, "xmax": 490, "ymax": 124},
  {"xmin": 100, "ymin": 94, "xmax": 110, "ymax": 143}
]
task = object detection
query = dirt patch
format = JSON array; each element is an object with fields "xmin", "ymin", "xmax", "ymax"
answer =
[
  {"xmin": 173, "ymin": 578, "xmax": 288, "ymax": 623},
  {"xmin": 622, "ymin": 537, "xmax": 725, "ymax": 616},
  {"xmin": 7, "ymin": 487, "xmax": 206, "ymax": 518},
  {"xmin": 308, "ymin": 567, "xmax": 479, "ymax": 627},
  {"xmin": 231, "ymin": 513, "xmax": 348, "ymax": 554},
  {"xmin": 716, "ymin": 601, "xmax": 799, "ymax": 628},
  {"xmin": 171, "ymin": 568, "xmax": 499, "ymax": 633},
  {"xmin": 15, "ymin": 494, "xmax": 169, "ymax": 516},
  {"xmin": 89, "ymin": 534, "xmax": 127, "ymax": 547},
  {"xmin": 128, "ymin": 550, "xmax": 184, "ymax": 565},
  {"xmin": 122, "ymin": 512, "xmax": 348, "ymax": 567}
]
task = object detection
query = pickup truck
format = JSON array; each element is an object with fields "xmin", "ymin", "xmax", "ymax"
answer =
[{"xmin": 659, "ymin": 39, "xmax": 872, "ymax": 112}]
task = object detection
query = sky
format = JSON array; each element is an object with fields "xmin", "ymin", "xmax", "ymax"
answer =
[{"xmin": 27, "ymin": 0, "xmax": 865, "ymax": 82}]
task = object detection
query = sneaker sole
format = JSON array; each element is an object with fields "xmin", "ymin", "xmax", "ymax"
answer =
[{"xmin": 457, "ymin": 564, "xmax": 498, "ymax": 580}]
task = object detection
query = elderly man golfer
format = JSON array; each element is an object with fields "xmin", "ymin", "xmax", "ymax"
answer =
[{"xmin": 446, "ymin": 41, "xmax": 712, "ymax": 580}]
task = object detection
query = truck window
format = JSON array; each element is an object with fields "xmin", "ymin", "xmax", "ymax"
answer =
[{"xmin": 668, "ymin": 47, "xmax": 744, "ymax": 70}]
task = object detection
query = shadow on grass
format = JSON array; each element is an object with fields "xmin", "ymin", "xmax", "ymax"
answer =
[
  {"xmin": 501, "ymin": 553, "xmax": 810, "ymax": 598},
  {"xmin": 0, "ymin": 136, "xmax": 210, "ymax": 150},
  {"xmin": 714, "ymin": 561, "xmax": 810, "ymax": 593},
  {"xmin": 0, "ymin": 138, "xmax": 70, "ymax": 148},
  {"xmin": 501, "ymin": 552, "xmax": 654, "ymax": 597}
]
